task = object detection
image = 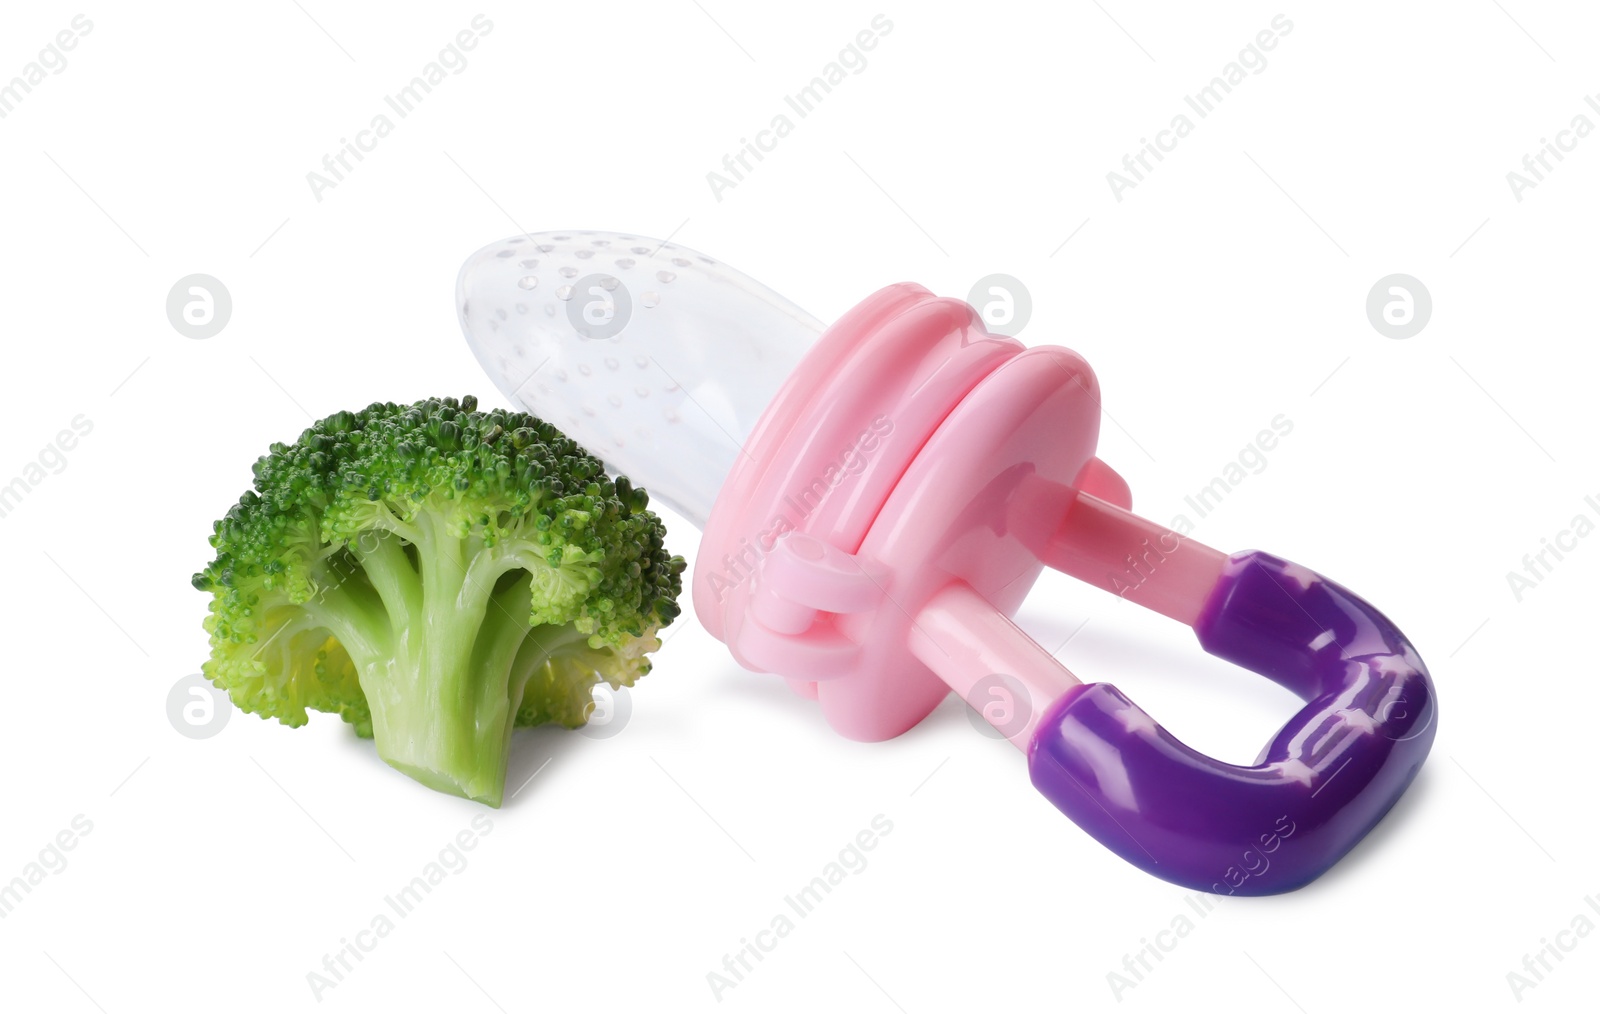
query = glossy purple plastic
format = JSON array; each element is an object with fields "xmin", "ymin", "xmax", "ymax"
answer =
[{"xmin": 1028, "ymin": 551, "xmax": 1437, "ymax": 895}]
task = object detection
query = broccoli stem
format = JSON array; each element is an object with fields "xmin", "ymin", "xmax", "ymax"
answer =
[{"xmin": 352, "ymin": 523, "xmax": 537, "ymax": 807}]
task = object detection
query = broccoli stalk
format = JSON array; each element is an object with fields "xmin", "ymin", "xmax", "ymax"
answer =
[{"xmin": 193, "ymin": 396, "xmax": 684, "ymax": 806}]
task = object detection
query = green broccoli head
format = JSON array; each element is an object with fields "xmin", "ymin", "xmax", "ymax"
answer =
[{"xmin": 193, "ymin": 395, "xmax": 685, "ymax": 805}]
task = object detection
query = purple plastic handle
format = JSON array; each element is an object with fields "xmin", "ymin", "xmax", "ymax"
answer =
[{"xmin": 1028, "ymin": 551, "xmax": 1437, "ymax": 896}]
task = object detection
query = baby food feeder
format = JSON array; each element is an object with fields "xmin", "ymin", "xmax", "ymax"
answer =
[{"xmin": 458, "ymin": 230, "xmax": 1437, "ymax": 895}]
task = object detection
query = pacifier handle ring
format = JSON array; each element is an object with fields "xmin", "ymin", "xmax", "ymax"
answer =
[
  {"xmin": 1024, "ymin": 492, "xmax": 1438, "ymax": 895},
  {"xmin": 907, "ymin": 487, "xmax": 1436, "ymax": 894}
]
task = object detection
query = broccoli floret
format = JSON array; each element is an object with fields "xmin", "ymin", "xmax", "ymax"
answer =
[{"xmin": 192, "ymin": 395, "xmax": 684, "ymax": 806}]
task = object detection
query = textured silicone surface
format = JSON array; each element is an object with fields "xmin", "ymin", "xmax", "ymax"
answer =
[{"xmin": 457, "ymin": 230, "xmax": 824, "ymax": 526}]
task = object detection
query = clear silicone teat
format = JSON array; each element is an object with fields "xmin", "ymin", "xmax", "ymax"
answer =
[{"xmin": 457, "ymin": 230, "xmax": 825, "ymax": 527}]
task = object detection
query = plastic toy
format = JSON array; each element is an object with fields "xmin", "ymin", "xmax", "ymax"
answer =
[{"xmin": 458, "ymin": 230, "xmax": 1437, "ymax": 895}]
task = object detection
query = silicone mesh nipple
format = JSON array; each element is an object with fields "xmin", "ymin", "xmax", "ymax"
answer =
[{"xmin": 457, "ymin": 230, "xmax": 824, "ymax": 528}]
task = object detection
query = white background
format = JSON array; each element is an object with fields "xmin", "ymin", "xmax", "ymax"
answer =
[{"xmin": 1, "ymin": 2, "xmax": 1596, "ymax": 1011}]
